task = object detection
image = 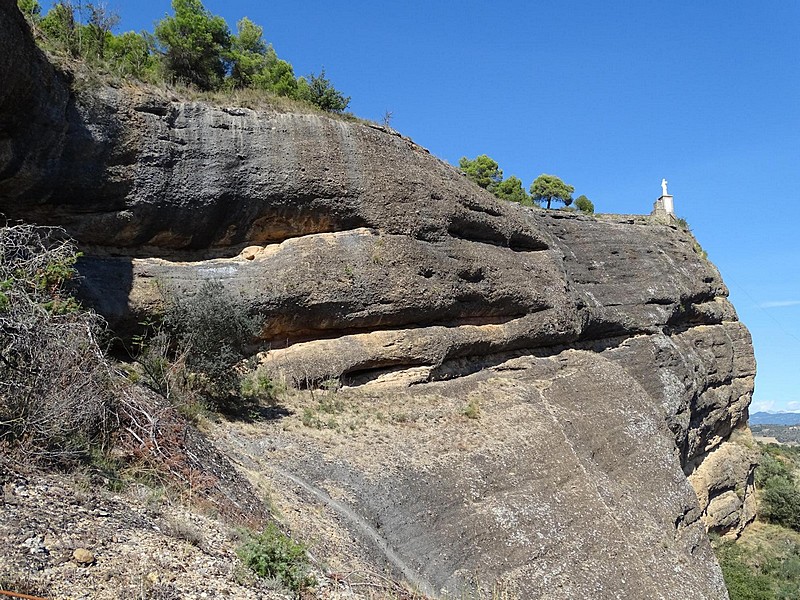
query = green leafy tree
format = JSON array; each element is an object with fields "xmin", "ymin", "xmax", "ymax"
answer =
[
  {"xmin": 33, "ymin": 1, "xmax": 119, "ymax": 62},
  {"xmin": 229, "ymin": 17, "xmax": 267, "ymax": 88},
  {"xmin": 17, "ymin": 0, "xmax": 41, "ymax": 21},
  {"xmin": 154, "ymin": 0, "xmax": 231, "ymax": 90},
  {"xmin": 459, "ymin": 155, "xmax": 503, "ymax": 192},
  {"xmin": 575, "ymin": 194, "xmax": 594, "ymax": 214},
  {"xmin": 40, "ymin": 2, "xmax": 79, "ymax": 55},
  {"xmin": 228, "ymin": 18, "xmax": 299, "ymax": 97},
  {"xmin": 493, "ymin": 175, "xmax": 530, "ymax": 204},
  {"xmin": 253, "ymin": 50, "xmax": 298, "ymax": 97},
  {"xmin": 81, "ymin": 3, "xmax": 119, "ymax": 59},
  {"xmin": 233, "ymin": 16, "xmax": 267, "ymax": 55},
  {"xmin": 299, "ymin": 69, "xmax": 350, "ymax": 112},
  {"xmin": 107, "ymin": 31, "xmax": 158, "ymax": 79},
  {"xmin": 530, "ymin": 174, "xmax": 574, "ymax": 209}
]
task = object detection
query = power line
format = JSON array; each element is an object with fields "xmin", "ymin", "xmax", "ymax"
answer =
[{"xmin": 726, "ymin": 276, "xmax": 800, "ymax": 346}]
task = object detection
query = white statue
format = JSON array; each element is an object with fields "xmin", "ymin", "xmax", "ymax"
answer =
[{"xmin": 661, "ymin": 178, "xmax": 669, "ymax": 196}]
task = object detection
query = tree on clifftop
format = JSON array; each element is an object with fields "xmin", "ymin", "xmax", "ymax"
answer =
[
  {"xmin": 459, "ymin": 155, "xmax": 503, "ymax": 193},
  {"xmin": 493, "ymin": 175, "xmax": 530, "ymax": 204},
  {"xmin": 575, "ymin": 194, "xmax": 594, "ymax": 214},
  {"xmin": 107, "ymin": 31, "xmax": 159, "ymax": 80},
  {"xmin": 154, "ymin": 0, "xmax": 231, "ymax": 90},
  {"xmin": 297, "ymin": 69, "xmax": 350, "ymax": 112},
  {"xmin": 17, "ymin": 0, "xmax": 41, "ymax": 21},
  {"xmin": 530, "ymin": 174, "xmax": 574, "ymax": 209},
  {"xmin": 229, "ymin": 17, "xmax": 267, "ymax": 88},
  {"xmin": 40, "ymin": 2, "xmax": 78, "ymax": 55}
]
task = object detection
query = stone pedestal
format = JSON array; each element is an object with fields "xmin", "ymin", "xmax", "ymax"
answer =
[{"xmin": 652, "ymin": 194, "xmax": 674, "ymax": 218}]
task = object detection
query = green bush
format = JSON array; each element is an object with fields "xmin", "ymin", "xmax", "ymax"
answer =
[
  {"xmin": 493, "ymin": 175, "xmax": 530, "ymax": 204},
  {"xmin": 17, "ymin": 0, "xmax": 41, "ymax": 21},
  {"xmin": 717, "ymin": 542, "xmax": 774, "ymax": 600},
  {"xmin": 756, "ymin": 448, "xmax": 800, "ymax": 531},
  {"xmin": 761, "ymin": 476, "xmax": 800, "ymax": 531},
  {"xmin": 239, "ymin": 368, "xmax": 285, "ymax": 405},
  {"xmin": 298, "ymin": 69, "xmax": 350, "ymax": 112},
  {"xmin": 237, "ymin": 524, "xmax": 315, "ymax": 594},
  {"xmin": 756, "ymin": 452, "xmax": 793, "ymax": 487},
  {"xmin": 133, "ymin": 282, "xmax": 270, "ymax": 417},
  {"xmin": 164, "ymin": 280, "xmax": 258, "ymax": 407},
  {"xmin": 459, "ymin": 154, "xmax": 503, "ymax": 192},
  {"xmin": 575, "ymin": 195, "xmax": 594, "ymax": 214},
  {"xmin": 154, "ymin": 0, "xmax": 231, "ymax": 90},
  {"xmin": 106, "ymin": 31, "xmax": 160, "ymax": 80},
  {"xmin": 463, "ymin": 397, "xmax": 481, "ymax": 419}
]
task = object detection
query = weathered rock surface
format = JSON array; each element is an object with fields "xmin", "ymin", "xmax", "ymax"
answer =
[
  {"xmin": 0, "ymin": 2, "xmax": 757, "ymax": 597},
  {"xmin": 0, "ymin": 474, "xmax": 301, "ymax": 599}
]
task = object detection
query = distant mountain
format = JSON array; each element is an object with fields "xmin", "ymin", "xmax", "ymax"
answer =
[{"xmin": 751, "ymin": 411, "xmax": 800, "ymax": 426}]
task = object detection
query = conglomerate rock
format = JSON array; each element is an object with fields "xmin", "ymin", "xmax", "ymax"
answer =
[{"xmin": 0, "ymin": 2, "xmax": 756, "ymax": 597}]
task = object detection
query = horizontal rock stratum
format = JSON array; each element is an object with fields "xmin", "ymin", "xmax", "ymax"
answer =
[{"xmin": 0, "ymin": 2, "xmax": 756, "ymax": 597}]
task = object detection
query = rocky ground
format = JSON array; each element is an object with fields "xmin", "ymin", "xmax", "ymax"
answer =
[{"xmin": 0, "ymin": 469, "xmax": 429, "ymax": 599}]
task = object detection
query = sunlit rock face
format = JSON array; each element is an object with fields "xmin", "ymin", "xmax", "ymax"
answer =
[{"xmin": 1, "ymin": 3, "xmax": 755, "ymax": 597}]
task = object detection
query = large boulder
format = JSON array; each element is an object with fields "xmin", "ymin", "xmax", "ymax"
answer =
[{"xmin": 0, "ymin": 2, "xmax": 755, "ymax": 596}]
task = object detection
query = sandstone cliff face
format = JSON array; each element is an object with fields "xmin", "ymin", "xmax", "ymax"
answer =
[{"xmin": 1, "ymin": 3, "xmax": 756, "ymax": 597}]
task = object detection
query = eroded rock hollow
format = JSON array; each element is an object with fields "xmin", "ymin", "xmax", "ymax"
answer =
[{"xmin": 0, "ymin": 2, "xmax": 756, "ymax": 597}]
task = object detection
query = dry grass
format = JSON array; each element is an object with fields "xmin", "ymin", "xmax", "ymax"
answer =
[{"xmin": 51, "ymin": 47, "xmax": 367, "ymax": 125}]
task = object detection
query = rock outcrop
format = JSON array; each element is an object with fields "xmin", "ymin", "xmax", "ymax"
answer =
[{"xmin": 0, "ymin": 2, "xmax": 756, "ymax": 597}]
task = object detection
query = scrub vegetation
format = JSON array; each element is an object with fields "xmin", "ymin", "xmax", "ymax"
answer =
[
  {"xmin": 715, "ymin": 443, "xmax": 800, "ymax": 599},
  {"xmin": 0, "ymin": 223, "xmax": 113, "ymax": 468},
  {"xmin": 0, "ymin": 222, "xmax": 313, "ymax": 594},
  {"xmin": 17, "ymin": 0, "xmax": 350, "ymax": 112},
  {"xmin": 458, "ymin": 154, "xmax": 594, "ymax": 213}
]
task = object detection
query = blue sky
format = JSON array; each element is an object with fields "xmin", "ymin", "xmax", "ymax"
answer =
[{"xmin": 56, "ymin": 1, "xmax": 800, "ymax": 411}]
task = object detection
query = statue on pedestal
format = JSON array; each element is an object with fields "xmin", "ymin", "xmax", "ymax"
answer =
[{"xmin": 652, "ymin": 179, "xmax": 675, "ymax": 218}]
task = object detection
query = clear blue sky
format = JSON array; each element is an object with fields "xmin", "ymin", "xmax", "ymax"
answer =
[{"xmin": 60, "ymin": 1, "xmax": 800, "ymax": 411}]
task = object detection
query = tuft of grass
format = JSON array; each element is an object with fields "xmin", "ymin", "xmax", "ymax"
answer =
[
  {"xmin": 463, "ymin": 398, "xmax": 481, "ymax": 420},
  {"xmin": 166, "ymin": 515, "xmax": 205, "ymax": 548},
  {"xmin": 300, "ymin": 385, "xmax": 348, "ymax": 430},
  {"xmin": 240, "ymin": 369, "xmax": 286, "ymax": 407}
]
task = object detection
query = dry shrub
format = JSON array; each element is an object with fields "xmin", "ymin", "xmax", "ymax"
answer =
[
  {"xmin": 114, "ymin": 383, "xmax": 217, "ymax": 495},
  {"xmin": 0, "ymin": 223, "xmax": 116, "ymax": 467},
  {"xmin": 165, "ymin": 514, "xmax": 205, "ymax": 547},
  {"xmin": 0, "ymin": 224, "xmax": 266, "ymax": 530},
  {"xmin": 114, "ymin": 380, "xmax": 273, "ymax": 526}
]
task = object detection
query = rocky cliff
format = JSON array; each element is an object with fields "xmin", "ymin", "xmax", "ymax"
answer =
[{"xmin": 0, "ymin": 2, "xmax": 757, "ymax": 597}]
